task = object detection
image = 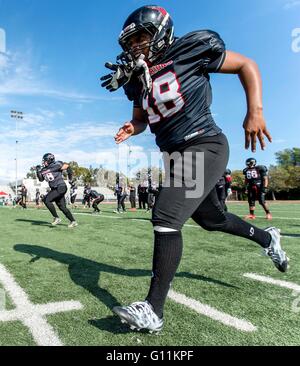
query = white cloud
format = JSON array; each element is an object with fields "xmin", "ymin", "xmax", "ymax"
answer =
[
  {"xmin": 283, "ymin": 0, "xmax": 300, "ymax": 9},
  {"xmin": 0, "ymin": 49, "xmax": 125, "ymax": 103},
  {"xmin": 0, "ymin": 109, "xmax": 153, "ymax": 182}
]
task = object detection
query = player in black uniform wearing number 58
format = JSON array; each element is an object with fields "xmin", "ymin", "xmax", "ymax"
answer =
[
  {"xmin": 100, "ymin": 5, "xmax": 289, "ymax": 333},
  {"xmin": 36, "ymin": 153, "xmax": 78, "ymax": 228}
]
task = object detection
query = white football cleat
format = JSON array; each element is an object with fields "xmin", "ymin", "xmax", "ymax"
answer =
[
  {"xmin": 51, "ymin": 217, "xmax": 61, "ymax": 226},
  {"xmin": 264, "ymin": 227, "xmax": 289, "ymax": 273},
  {"xmin": 113, "ymin": 301, "xmax": 164, "ymax": 333},
  {"xmin": 68, "ymin": 221, "xmax": 78, "ymax": 228}
]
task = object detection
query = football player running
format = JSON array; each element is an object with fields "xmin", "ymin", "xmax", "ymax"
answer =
[
  {"xmin": 36, "ymin": 153, "xmax": 78, "ymax": 228},
  {"xmin": 101, "ymin": 5, "xmax": 289, "ymax": 333},
  {"xmin": 243, "ymin": 158, "xmax": 272, "ymax": 220}
]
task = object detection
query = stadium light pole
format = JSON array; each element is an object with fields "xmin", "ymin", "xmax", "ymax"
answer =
[
  {"xmin": 10, "ymin": 110, "xmax": 23, "ymax": 197},
  {"xmin": 127, "ymin": 143, "xmax": 132, "ymax": 186}
]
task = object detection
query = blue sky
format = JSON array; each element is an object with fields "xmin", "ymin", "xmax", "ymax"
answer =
[{"xmin": 0, "ymin": 0, "xmax": 299, "ymax": 182}]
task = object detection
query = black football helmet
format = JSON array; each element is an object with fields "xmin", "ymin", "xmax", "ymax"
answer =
[
  {"xmin": 42, "ymin": 153, "xmax": 55, "ymax": 167},
  {"xmin": 246, "ymin": 158, "xmax": 257, "ymax": 167},
  {"xmin": 119, "ymin": 5, "xmax": 174, "ymax": 63}
]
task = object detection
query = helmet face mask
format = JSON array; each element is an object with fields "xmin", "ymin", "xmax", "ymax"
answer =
[
  {"xmin": 119, "ymin": 6, "xmax": 174, "ymax": 64},
  {"xmin": 42, "ymin": 153, "xmax": 55, "ymax": 167},
  {"xmin": 246, "ymin": 158, "xmax": 257, "ymax": 168},
  {"xmin": 123, "ymin": 30, "xmax": 153, "ymax": 60}
]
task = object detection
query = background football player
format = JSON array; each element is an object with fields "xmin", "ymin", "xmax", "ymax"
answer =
[
  {"xmin": 36, "ymin": 153, "xmax": 78, "ymax": 228},
  {"xmin": 101, "ymin": 5, "xmax": 289, "ymax": 333},
  {"xmin": 70, "ymin": 181, "xmax": 78, "ymax": 209},
  {"xmin": 82, "ymin": 184, "xmax": 91, "ymax": 209},
  {"xmin": 86, "ymin": 188, "xmax": 105, "ymax": 214},
  {"xmin": 215, "ymin": 169, "xmax": 232, "ymax": 212},
  {"xmin": 243, "ymin": 158, "xmax": 272, "ymax": 220}
]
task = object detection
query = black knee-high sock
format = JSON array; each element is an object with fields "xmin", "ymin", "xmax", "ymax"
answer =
[
  {"xmin": 58, "ymin": 205, "xmax": 75, "ymax": 222},
  {"xmin": 145, "ymin": 231, "xmax": 183, "ymax": 318},
  {"xmin": 45, "ymin": 201, "xmax": 58, "ymax": 218},
  {"xmin": 221, "ymin": 212, "xmax": 271, "ymax": 248}
]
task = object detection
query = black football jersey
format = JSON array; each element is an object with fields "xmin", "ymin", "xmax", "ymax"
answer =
[
  {"xmin": 89, "ymin": 190, "xmax": 100, "ymax": 199},
  {"xmin": 215, "ymin": 176, "xmax": 226, "ymax": 188},
  {"xmin": 40, "ymin": 161, "xmax": 65, "ymax": 188},
  {"xmin": 243, "ymin": 165, "xmax": 268, "ymax": 186},
  {"xmin": 124, "ymin": 30, "xmax": 226, "ymax": 151}
]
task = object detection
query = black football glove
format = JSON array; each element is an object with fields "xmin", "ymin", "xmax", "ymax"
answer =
[
  {"xmin": 100, "ymin": 62, "xmax": 132, "ymax": 92},
  {"xmin": 35, "ymin": 165, "xmax": 42, "ymax": 171}
]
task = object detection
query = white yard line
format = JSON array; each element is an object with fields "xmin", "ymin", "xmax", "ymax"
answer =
[
  {"xmin": 243, "ymin": 273, "xmax": 300, "ymax": 292},
  {"xmin": 8, "ymin": 207, "xmax": 300, "ymax": 221},
  {"xmin": 0, "ymin": 263, "xmax": 83, "ymax": 346},
  {"xmin": 168, "ymin": 289, "xmax": 257, "ymax": 332}
]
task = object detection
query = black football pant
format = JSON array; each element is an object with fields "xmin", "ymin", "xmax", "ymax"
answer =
[
  {"xmin": 92, "ymin": 196, "xmax": 104, "ymax": 212},
  {"xmin": 248, "ymin": 186, "xmax": 266, "ymax": 206},
  {"xmin": 129, "ymin": 195, "xmax": 136, "ymax": 208},
  {"xmin": 139, "ymin": 194, "xmax": 146, "ymax": 209},
  {"xmin": 44, "ymin": 184, "xmax": 75, "ymax": 222},
  {"xmin": 147, "ymin": 133, "xmax": 272, "ymax": 318},
  {"xmin": 117, "ymin": 194, "xmax": 127, "ymax": 212},
  {"xmin": 216, "ymin": 185, "xmax": 227, "ymax": 212},
  {"xmin": 21, "ymin": 195, "xmax": 27, "ymax": 209}
]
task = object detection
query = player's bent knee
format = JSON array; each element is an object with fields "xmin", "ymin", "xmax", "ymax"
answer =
[{"xmin": 153, "ymin": 226, "xmax": 179, "ymax": 233}]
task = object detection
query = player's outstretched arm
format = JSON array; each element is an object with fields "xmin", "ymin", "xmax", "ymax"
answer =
[
  {"xmin": 115, "ymin": 107, "xmax": 147, "ymax": 144},
  {"xmin": 219, "ymin": 51, "xmax": 272, "ymax": 153}
]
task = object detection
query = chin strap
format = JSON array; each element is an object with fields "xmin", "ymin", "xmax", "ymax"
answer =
[{"xmin": 135, "ymin": 54, "xmax": 153, "ymax": 95}]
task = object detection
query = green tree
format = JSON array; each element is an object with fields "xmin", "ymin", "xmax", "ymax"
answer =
[
  {"xmin": 26, "ymin": 166, "xmax": 37, "ymax": 179},
  {"xmin": 231, "ymin": 170, "xmax": 245, "ymax": 190},
  {"xmin": 275, "ymin": 148, "xmax": 300, "ymax": 168},
  {"xmin": 286, "ymin": 166, "xmax": 300, "ymax": 189},
  {"xmin": 268, "ymin": 165, "xmax": 290, "ymax": 199}
]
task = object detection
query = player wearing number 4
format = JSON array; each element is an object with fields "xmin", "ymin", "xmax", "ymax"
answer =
[
  {"xmin": 101, "ymin": 5, "xmax": 289, "ymax": 332},
  {"xmin": 36, "ymin": 153, "xmax": 78, "ymax": 228}
]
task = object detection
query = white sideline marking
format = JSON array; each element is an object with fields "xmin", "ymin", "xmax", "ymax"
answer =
[
  {"xmin": 243, "ymin": 273, "xmax": 300, "ymax": 292},
  {"xmin": 0, "ymin": 263, "xmax": 83, "ymax": 346},
  {"xmin": 14, "ymin": 207, "xmax": 300, "ymax": 222},
  {"xmin": 168, "ymin": 289, "xmax": 257, "ymax": 332}
]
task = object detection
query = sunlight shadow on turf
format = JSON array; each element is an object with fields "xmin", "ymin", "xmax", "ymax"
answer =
[
  {"xmin": 14, "ymin": 218, "xmax": 66, "ymax": 227},
  {"xmin": 14, "ymin": 244, "xmax": 149, "ymax": 311},
  {"xmin": 14, "ymin": 244, "xmax": 238, "ymax": 334},
  {"xmin": 88, "ymin": 316, "xmax": 133, "ymax": 335},
  {"xmin": 176, "ymin": 272, "xmax": 238, "ymax": 289}
]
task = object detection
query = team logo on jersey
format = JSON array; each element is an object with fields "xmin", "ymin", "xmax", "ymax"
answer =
[{"xmin": 149, "ymin": 60, "xmax": 173, "ymax": 76}]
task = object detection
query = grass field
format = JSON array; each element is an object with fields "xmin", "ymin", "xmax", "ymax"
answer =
[{"xmin": 0, "ymin": 202, "xmax": 300, "ymax": 346}]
